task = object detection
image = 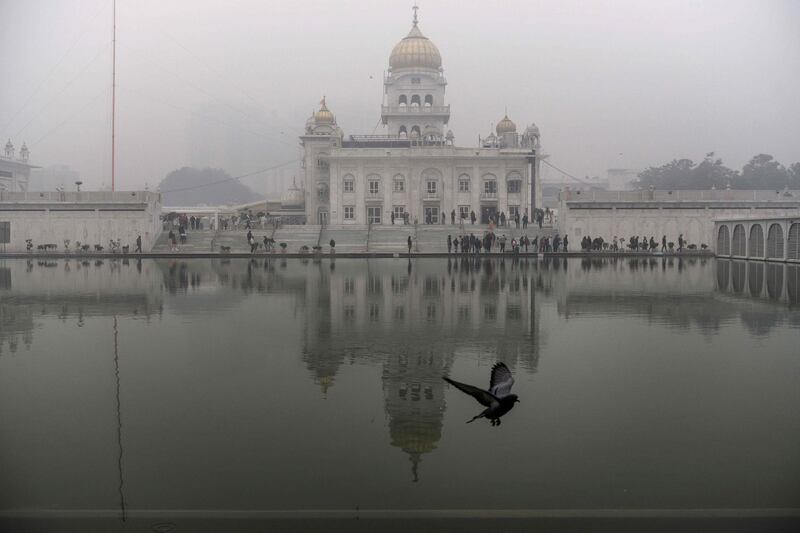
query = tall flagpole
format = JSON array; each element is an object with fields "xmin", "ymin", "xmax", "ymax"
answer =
[{"xmin": 111, "ymin": 0, "xmax": 116, "ymax": 191}]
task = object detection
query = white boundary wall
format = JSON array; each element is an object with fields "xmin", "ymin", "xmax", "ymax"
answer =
[
  {"xmin": 0, "ymin": 191, "xmax": 161, "ymax": 252},
  {"xmin": 557, "ymin": 189, "xmax": 800, "ymax": 249}
]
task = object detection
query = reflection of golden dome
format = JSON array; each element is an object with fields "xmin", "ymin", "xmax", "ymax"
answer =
[
  {"xmin": 316, "ymin": 375, "xmax": 334, "ymax": 395},
  {"xmin": 389, "ymin": 24, "xmax": 442, "ymax": 70},
  {"xmin": 314, "ymin": 97, "xmax": 334, "ymax": 124},
  {"xmin": 496, "ymin": 114, "xmax": 517, "ymax": 135}
]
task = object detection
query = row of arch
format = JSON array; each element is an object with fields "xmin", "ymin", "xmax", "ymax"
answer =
[
  {"xmin": 716, "ymin": 260, "xmax": 799, "ymax": 303},
  {"xmin": 398, "ymin": 94, "xmax": 434, "ymax": 106},
  {"xmin": 717, "ymin": 222, "xmax": 800, "ymax": 260}
]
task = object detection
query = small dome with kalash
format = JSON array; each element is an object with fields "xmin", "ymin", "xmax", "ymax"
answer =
[
  {"xmin": 496, "ymin": 114, "xmax": 517, "ymax": 135},
  {"xmin": 313, "ymin": 97, "xmax": 335, "ymax": 124},
  {"xmin": 281, "ymin": 176, "xmax": 305, "ymax": 209}
]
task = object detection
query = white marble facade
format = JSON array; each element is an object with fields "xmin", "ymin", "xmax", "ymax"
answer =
[{"xmin": 300, "ymin": 8, "xmax": 543, "ymax": 226}]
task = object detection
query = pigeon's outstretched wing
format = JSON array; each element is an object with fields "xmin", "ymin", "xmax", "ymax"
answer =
[
  {"xmin": 489, "ymin": 362, "xmax": 514, "ymax": 397},
  {"xmin": 443, "ymin": 377, "xmax": 497, "ymax": 407}
]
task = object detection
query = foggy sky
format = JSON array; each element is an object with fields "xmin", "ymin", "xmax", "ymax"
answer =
[{"xmin": 1, "ymin": 0, "xmax": 799, "ymax": 191}]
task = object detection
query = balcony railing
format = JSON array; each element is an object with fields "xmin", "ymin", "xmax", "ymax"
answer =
[
  {"xmin": 480, "ymin": 191, "xmax": 498, "ymax": 200},
  {"xmin": 381, "ymin": 105, "xmax": 450, "ymax": 115}
]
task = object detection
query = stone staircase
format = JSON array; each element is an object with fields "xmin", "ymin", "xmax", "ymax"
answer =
[
  {"xmin": 152, "ymin": 229, "xmax": 218, "ymax": 253},
  {"xmin": 367, "ymin": 225, "xmax": 415, "ymax": 253},
  {"xmin": 271, "ymin": 225, "xmax": 322, "ymax": 253},
  {"xmin": 149, "ymin": 223, "xmax": 561, "ymax": 254},
  {"xmin": 321, "ymin": 225, "xmax": 368, "ymax": 253}
]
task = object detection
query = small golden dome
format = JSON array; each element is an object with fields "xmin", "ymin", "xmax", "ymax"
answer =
[
  {"xmin": 389, "ymin": 23, "xmax": 442, "ymax": 70},
  {"xmin": 496, "ymin": 114, "xmax": 517, "ymax": 135},
  {"xmin": 314, "ymin": 97, "xmax": 335, "ymax": 124}
]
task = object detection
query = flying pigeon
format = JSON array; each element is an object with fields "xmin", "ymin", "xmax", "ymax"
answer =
[{"xmin": 443, "ymin": 362, "xmax": 519, "ymax": 426}]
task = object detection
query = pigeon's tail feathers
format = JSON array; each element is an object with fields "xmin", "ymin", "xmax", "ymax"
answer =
[{"xmin": 466, "ymin": 413, "xmax": 484, "ymax": 424}]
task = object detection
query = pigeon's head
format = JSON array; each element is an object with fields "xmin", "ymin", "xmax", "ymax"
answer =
[{"xmin": 509, "ymin": 394, "xmax": 520, "ymax": 403}]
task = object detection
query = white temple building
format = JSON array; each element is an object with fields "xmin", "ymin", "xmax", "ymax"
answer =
[{"xmin": 300, "ymin": 8, "xmax": 542, "ymax": 226}]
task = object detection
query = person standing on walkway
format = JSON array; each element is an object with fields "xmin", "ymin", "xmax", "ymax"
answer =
[
  {"xmin": 135, "ymin": 235, "xmax": 142, "ymax": 253},
  {"xmin": 563, "ymin": 234, "xmax": 569, "ymax": 252},
  {"xmin": 499, "ymin": 234, "xmax": 506, "ymax": 253},
  {"xmin": 678, "ymin": 234, "xmax": 684, "ymax": 253},
  {"xmin": 661, "ymin": 235, "xmax": 667, "ymax": 252},
  {"xmin": 451, "ymin": 209, "xmax": 456, "ymax": 224},
  {"xmin": 470, "ymin": 210, "xmax": 476, "ymax": 225},
  {"xmin": 391, "ymin": 211, "xmax": 395, "ymax": 225},
  {"xmin": 407, "ymin": 235, "xmax": 412, "ymax": 254},
  {"xmin": 447, "ymin": 234, "xmax": 452, "ymax": 254},
  {"xmin": 523, "ymin": 213, "xmax": 528, "ymax": 229}
]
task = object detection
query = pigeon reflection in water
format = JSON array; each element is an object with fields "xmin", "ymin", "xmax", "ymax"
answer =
[{"xmin": 443, "ymin": 362, "xmax": 519, "ymax": 426}]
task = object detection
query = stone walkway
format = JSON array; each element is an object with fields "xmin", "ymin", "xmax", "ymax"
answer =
[{"xmin": 152, "ymin": 223, "xmax": 557, "ymax": 254}]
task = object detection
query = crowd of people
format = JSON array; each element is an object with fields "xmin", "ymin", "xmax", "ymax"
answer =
[
  {"xmin": 579, "ymin": 234, "xmax": 702, "ymax": 252},
  {"xmin": 439, "ymin": 232, "xmax": 570, "ymax": 255},
  {"xmin": 389, "ymin": 207, "xmax": 555, "ymax": 229}
]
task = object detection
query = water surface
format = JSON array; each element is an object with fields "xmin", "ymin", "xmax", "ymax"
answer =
[{"xmin": 1, "ymin": 257, "xmax": 798, "ymax": 515}]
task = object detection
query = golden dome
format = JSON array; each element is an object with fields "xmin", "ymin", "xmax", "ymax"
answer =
[
  {"xmin": 389, "ymin": 23, "xmax": 442, "ymax": 70},
  {"xmin": 496, "ymin": 114, "xmax": 517, "ymax": 135},
  {"xmin": 314, "ymin": 97, "xmax": 335, "ymax": 124}
]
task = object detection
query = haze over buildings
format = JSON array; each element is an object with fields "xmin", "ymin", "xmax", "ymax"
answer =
[{"xmin": 1, "ymin": 0, "xmax": 799, "ymax": 192}]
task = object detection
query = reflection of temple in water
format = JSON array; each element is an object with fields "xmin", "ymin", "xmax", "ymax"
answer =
[
  {"xmin": 297, "ymin": 257, "xmax": 543, "ymax": 481},
  {"xmin": 552, "ymin": 257, "xmax": 799, "ymax": 336},
  {"xmin": 0, "ymin": 259, "xmax": 163, "ymax": 354}
]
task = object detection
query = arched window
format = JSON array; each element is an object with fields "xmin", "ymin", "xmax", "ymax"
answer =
[
  {"xmin": 717, "ymin": 225, "xmax": 730, "ymax": 255},
  {"xmin": 366, "ymin": 174, "xmax": 381, "ymax": 196},
  {"xmin": 398, "ymin": 95, "xmax": 407, "ymax": 105},
  {"xmin": 316, "ymin": 182, "xmax": 329, "ymax": 202},
  {"xmin": 482, "ymin": 174, "xmax": 497, "ymax": 196},
  {"xmin": 766, "ymin": 223, "xmax": 784, "ymax": 259},
  {"xmin": 506, "ymin": 171, "xmax": 522, "ymax": 194},
  {"xmin": 424, "ymin": 94, "xmax": 433, "ymax": 106},
  {"xmin": 410, "ymin": 94, "xmax": 421, "ymax": 107},
  {"xmin": 343, "ymin": 174, "xmax": 355, "ymax": 194},
  {"xmin": 421, "ymin": 169, "xmax": 441, "ymax": 197},
  {"xmin": 393, "ymin": 174, "xmax": 405, "ymax": 193},
  {"xmin": 458, "ymin": 173, "xmax": 470, "ymax": 193},
  {"xmin": 410, "ymin": 125, "xmax": 421, "ymax": 137},
  {"xmin": 732, "ymin": 224, "xmax": 746, "ymax": 256},
  {"xmin": 788, "ymin": 223, "xmax": 800, "ymax": 260},
  {"xmin": 749, "ymin": 224, "xmax": 764, "ymax": 258},
  {"xmin": 398, "ymin": 125, "xmax": 407, "ymax": 137}
]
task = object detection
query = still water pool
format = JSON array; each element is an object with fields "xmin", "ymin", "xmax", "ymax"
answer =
[{"xmin": 0, "ymin": 256, "xmax": 798, "ymax": 518}]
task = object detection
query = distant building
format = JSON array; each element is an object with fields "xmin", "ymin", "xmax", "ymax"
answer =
[
  {"xmin": 29, "ymin": 164, "xmax": 80, "ymax": 192},
  {"xmin": 607, "ymin": 168, "xmax": 640, "ymax": 190},
  {"xmin": 298, "ymin": 7, "xmax": 543, "ymax": 226},
  {"xmin": 0, "ymin": 139, "xmax": 37, "ymax": 192}
]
